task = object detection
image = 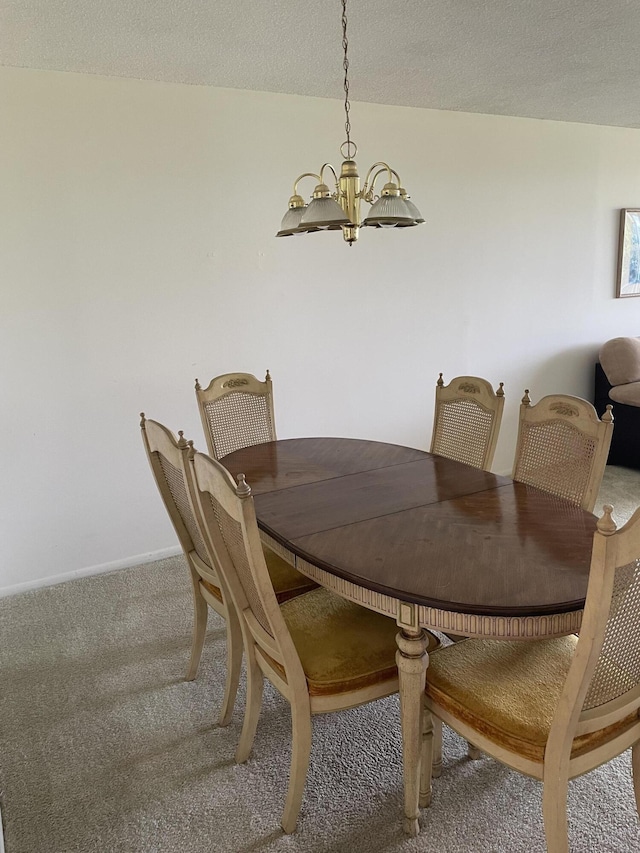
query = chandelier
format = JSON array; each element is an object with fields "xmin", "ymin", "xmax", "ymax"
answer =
[{"xmin": 276, "ymin": 0, "xmax": 424, "ymax": 246}]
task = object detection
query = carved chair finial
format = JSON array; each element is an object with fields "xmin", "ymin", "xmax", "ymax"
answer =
[
  {"xmin": 497, "ymin": 381, "xmax": 505, "ymax": 398},
  {"xmin": 195, "ymin": 378, "xmax": 201, "ymax": 391},
  {"xmin": 597, "ymin": 505, "xmax": 617, "ymax": 536},
  {"xmin": 177, "ymin": 430, "xmax": 188, "ymax": 449},
  {"xmin": 265, "ymin": 369, "xmax": 271, "ymax": 382},
  {"xmin": 602, "ymin": 403, "xmax": 614, "ymax": 423},
  {"xmin": 187, "ymin": 439, "xmax": 196, "ymax": 461},
  {"xmin": 437, "ymin": 373, "xmax": 444, "ymax": 388},
  {"xmin": 140, "ymin": 412, "xmax": 146, "ymax": 428},
  {"xmin": 522, "ymin": 389, "xmax": 531, "ymax": 407},
  {"xmin": 236, "ymin": 473, "xmax": 252, "ymax": 498}
]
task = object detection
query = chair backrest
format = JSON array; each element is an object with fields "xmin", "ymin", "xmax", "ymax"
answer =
[
  {"xmin": 512, "ymin": 392, "xmax": 614, "ymax": 512},
  {"xmin": 190, "ymin": 450, "xmax": 303, "ymax": 680},
  {"xmin": 195, "ymin": 371, "xmax": 276, "ymax": 460},
  {"xmin": 140, "ymin": 414, "xmax": 218, "ymax": 586},
  {"xmin": 430, "ymin": 374, "xmax": 505, "ymax": 471},
  {"xmin": 547, "ymin": 505, "xmax": 640, "ymax": 754}
]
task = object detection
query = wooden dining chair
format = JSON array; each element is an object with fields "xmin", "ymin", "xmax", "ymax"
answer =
[
  {"xmin": 430, "ymin": 374, "xmax": 505, "ymax": 471},
  {"xmin": 512, "ymin": 391, "xmax": 614, "ymax": 512},
  {"xmin": 140, "ymin": 415, "xmax": 316, "ymax": 725},
  {"xmin": 195, "ymin": 370, "xmax": 276, "ymax": 460},
  {"xmin": 189, "ymin": 448, "xmax": 442, "ymax": 833},
  {"xmin": 421, "ymin": 504, "xmax": 640, "ymax": 852}
]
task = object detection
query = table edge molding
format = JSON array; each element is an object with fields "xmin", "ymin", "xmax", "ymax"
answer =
[
  {"xmin": 261, "ymin": 532, "xmax": 297, "ymax": 564},
  {"xmin": 417, "ymin": 606, "xmax": 584, "ymax": 639},
  {"xmin": 296, "ymin": 557, "xmax": 399, "ymax": 618},
  {"xmin": 294, "ymin": 554, "xmax": 583, "ymax": 639}
]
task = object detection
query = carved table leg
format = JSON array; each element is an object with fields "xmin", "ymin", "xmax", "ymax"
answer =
[{"xmin": 396, "ymin": 624, "xmax": 429, "ymax": 836}]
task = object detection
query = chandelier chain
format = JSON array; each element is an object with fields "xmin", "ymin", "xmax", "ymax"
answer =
[{"xmin": 341, "ymin": 0, "xmax": 351, "ymax": 148}]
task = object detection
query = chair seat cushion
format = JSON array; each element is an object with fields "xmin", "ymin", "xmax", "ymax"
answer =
[
  {"xmin": 200, "ymin": 579, "xmax": 223, "ymax": 602},
  {"xmin": 263, "ymin": 547, "xmax": 318, "ymax": 603},
  {"xmin": 280, "ymin": 587, "xmax": 440, "ymax": 696},
  {"xmin": 425, "ymin": 637, "xmax": 637, "ymax": 762},
  {"xmin": 608, "ymin": 381, "xmax": 640, "ymax": 407}
]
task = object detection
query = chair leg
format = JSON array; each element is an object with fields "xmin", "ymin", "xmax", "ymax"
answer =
[
  {"xmin": 186, "ymin": 580, "xmax": 208, "ymax": 681},
  {"xmin": 419, "ymin": 708, "xmax": 435, "ymax": 808},
  {"xmin": 217, "ymin": 603, "xmax": 243, "ymax": 726},
  {"xmin": 468, "ymin": 743, "xmax": 482, "ymax": 760},
  {"xmin": 235, "ymin": 642, "xmax": 264, "ymax": 764},
  {"xmin": 281, "ymin": 694, "xmax": 312, "ymax": 834},
  {"xmin": 542, "ymin": 773, "xmax": 570, "ymax": 853},
  {"xmin": 632, "ymin": 741, "xmax": 640, "ymax": 815},
  {"xmin": 432, "ymin": 717, "xmax": 443, "ymax": 778}
]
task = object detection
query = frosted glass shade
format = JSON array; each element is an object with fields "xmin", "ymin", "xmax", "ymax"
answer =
[
  {"xmin": 276, "ymin": 206, "xmax": 304, "ymax": 237},
  {"xmin": 362, "ymin": 195, "xmax": 416, "ymax": 228},
  {"xmin": 403, "ymin": 198, "xmax": 425, "ymax": 224},
  {"xmin": 277, "ymin": 206, "xmax": 315, "ymax": 237},
  {"xmin": 300, "ymin": 197, "xmax": 353, "ymax": 230}
]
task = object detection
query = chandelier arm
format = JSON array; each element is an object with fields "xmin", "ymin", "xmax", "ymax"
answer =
[
  {"xmin": 319, "ymin": 163, "xmax": 340, "ymax": 189},
  {"xmin": 361, "ymin": 161, "xmax": 395, "ymax": 195},
  {"xmin": 368, "ymin": 167, "xmax": 401, "ymax": 192},
  {"xmin": 363, "ymin": 169, "xmax": 390, "ymax": 203},
  {"xmin": 293, "ymin": 172, "xmax": 323, "ymax": 195}
]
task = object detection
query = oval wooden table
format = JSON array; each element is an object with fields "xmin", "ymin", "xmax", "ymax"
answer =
[{"xmin": 221, "ymin": 437, "xmax": 597, "ymax": 836}]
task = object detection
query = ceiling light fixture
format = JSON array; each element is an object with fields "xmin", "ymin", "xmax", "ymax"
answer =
[{"xmin": 276, "ymin": 0, "xmax": 424, "ymax": 246}]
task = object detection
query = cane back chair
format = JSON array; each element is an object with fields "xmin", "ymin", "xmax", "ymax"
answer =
[
  {"xmin": 195, "ymin": 370, "xmax": 276, "ymax": 461},
  {"xmin": 421, "ymin": 504, "xmax": 640, "ymax": 852},
  {"xmin": 512, "ymin": 392, "xmax": 614, "ymax": 512},
  {"xmin": 140, "ymin": 415, "xmax": 315, "ymax": 725},
  {"xmin": 430, "ymin": 374, "xmax": 505, "ymax": 471},
  {"xmin": 190, "ymin": 449, "xmax": 442, "ymax": 833}
]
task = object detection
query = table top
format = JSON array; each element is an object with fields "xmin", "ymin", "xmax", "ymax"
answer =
[{"xmin": 221, "ymin": 437, "xmax": 597, "ymax": 619}]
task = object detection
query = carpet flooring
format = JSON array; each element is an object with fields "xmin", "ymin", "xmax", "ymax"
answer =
[{"xmin": 1, "ymin": 467, "xmax": 640, "ymax": 852}]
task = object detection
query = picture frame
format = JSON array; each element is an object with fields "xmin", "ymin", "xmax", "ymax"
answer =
[{"xmin": 616, "ymin": 209, "xmax": 640, "ymax": 297}]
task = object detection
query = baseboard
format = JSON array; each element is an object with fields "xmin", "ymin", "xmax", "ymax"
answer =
[{"xmin": 0, "ymin": 546, "xmax": 182, "ymax": 599}]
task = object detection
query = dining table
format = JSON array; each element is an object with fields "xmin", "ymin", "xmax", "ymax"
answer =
[{"xmin": 220, "ymin": 436, "xmax": 598, "ymax": 836}]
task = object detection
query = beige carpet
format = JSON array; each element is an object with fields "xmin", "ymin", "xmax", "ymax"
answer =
[
  {"xmin": 596, "ymin": 464, "xmax": 640, "ymax": 527},
  {"xmin": 1, "ymin": 467, "xmax": 640, "ymax": 853}
]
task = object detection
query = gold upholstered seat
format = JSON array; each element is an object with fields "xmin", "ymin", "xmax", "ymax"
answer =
[
  {"xmin": 140, "ymin": 416, "xmax": 316, "ymax": 726},
  {"xmin": 263, "ymin": 547, "xmax": 317, "ymax": 603},
  {"xmin": 279, "ymin": 588, "xmax": 410, "ymax": 696},
  {"xmin": 512, "ymin": 391, "xmax": 614, "ymax": 512},
  {"xmin": 200, "ymin": 578, "xmax": 223, "ymax": 603},
  {"xmin": 421, "ymin": 505, "xmax": 640, "ymax": 853},
  {"xmin": 190, "ymin": 449, "xmax": 441, "ymax": 833},
  {"xmin": 430, "ymin": 374, "xmax": 505, "ymax": 472}
]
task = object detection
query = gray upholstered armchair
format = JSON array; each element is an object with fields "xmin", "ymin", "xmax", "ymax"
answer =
[{"xmin": 594, "ymin": 336, "xmax": 640, "ymax": 468}]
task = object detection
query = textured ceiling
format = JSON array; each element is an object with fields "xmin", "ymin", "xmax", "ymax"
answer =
[{"xmin": 3, "ymin": 0, "xmax": 640, "ymax": 128}]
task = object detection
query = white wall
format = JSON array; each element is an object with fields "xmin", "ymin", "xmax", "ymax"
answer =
[{"xmin": 3, "ymin": 66, "xmax": 640, "ymax": 594}]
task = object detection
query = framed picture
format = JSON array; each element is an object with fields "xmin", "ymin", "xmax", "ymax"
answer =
[{"xmin": 617, "ymin": 209, "xmax": 640, "ymax": 297}]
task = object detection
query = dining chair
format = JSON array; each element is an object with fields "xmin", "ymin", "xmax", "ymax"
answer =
[
  {"xmin": 421, "ymin": 504, "xmax": 640, "ymax": 852},
  {"xmin": 512, "ymin": 391, "xmax": 614, "ymax": 512},
  {"xmin": 430, "ymin": 374, "xmax": 505, "ymax": 471},
  {"xmin": 189, "ymin": 448, "xmax": 442, "ymax": 833},
  {"xmin": 431, "ymin": 373, "xmax": 505, "ymax": 652},
  {"xmin": 195, "ymin": 370, "xmax": 276, "ymax": 460},
  {"xmin": 139, "ymin": 415, "xmax": 316, "ymax": 725}
]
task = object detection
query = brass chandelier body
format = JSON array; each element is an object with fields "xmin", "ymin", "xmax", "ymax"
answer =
[{"xmin": 277, "ymin": 0, "xmax": 424, "ymax": 246}]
